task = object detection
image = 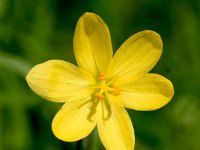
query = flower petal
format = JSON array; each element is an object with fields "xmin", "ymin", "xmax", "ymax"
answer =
[
  {"xmin": 52, "ymin": 99, "xmax": 96, "ymax": 142},
  {"xmin": 97, "ymin": 94, "xmax": 135, "ymax": 150},
  {"xmin": 119, "ymin": 74, "xmax": 174, "ymax": 111},
  {"xmin": 106, "ymin": 30, "xmax": 163, "ymax": 86},
  {"xmin": 73, "ymin": 12, "xmax": 113, "ymax": 78},
  {"xmin": 26, "ymin": 60, "xmax": 95, "ymax": 102}
]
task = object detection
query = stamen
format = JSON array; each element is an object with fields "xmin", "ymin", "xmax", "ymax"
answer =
[
  {"xmin": 113, "ymin": 88, "xmax": 120, "ymax": 96},
  {"xmin": 99, "ymin": 72, "xmax": 106, "ymax": 80}
]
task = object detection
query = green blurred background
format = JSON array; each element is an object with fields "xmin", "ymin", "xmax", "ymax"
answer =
[{"xmin": 1, "ymin": 0, "xmax": 200, "ymax": 150}]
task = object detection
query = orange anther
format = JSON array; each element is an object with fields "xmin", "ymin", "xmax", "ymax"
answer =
[
  {"xmin": 99, "ymin": 72, "xmax": 106, "ymax": 80},
  {"xmin": 96, "ymin": 93, "xmax": 104, "ymax": 100},
  {"xmin": 113, "ymin": 88, "xmax": 120, "ymax": 96}
]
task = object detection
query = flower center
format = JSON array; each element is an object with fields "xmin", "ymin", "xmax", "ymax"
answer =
[{"xmin": 95, "ymin": 72, "xmax": 120, "ymax": 100}]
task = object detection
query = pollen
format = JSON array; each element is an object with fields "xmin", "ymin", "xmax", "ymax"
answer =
[{"xmin": 99, "ymin": 72, "xmax": 106, "ymax": 80}]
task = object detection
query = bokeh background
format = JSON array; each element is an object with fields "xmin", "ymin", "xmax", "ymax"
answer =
[{"xmin": 1, "ymin": 0, "xmax": 200, "ymax": 150}]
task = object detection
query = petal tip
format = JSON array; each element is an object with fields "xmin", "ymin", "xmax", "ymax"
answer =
[
  {"xmin": 167, "ymin": 79, "xmax": 174, "ymax": 99},
  {"xmin": 143, "ymin": 30, "xmax": 163, "ymax": 50},
  {"xmin": 25, "ymin": 67, "xmax": 34, "ymax": 85},
  {"xmin": 81, "ymin": 12, "xmax": 99, "ymax": 20},
  {"xmin": 83, "ymin": 12, "xmax": 96, "ymax": 16},
  {"xmin": 25, "ymin": 72, "xmax": 30, "ymax": 82}
]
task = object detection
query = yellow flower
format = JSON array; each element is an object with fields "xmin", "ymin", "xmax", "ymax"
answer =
[{"xmin": 26, "ymin": 12, "xmax": 174, "ymax": 150}]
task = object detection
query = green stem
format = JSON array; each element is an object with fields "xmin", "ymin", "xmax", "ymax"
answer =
[
  {"xmin": 85, "ymin": 128, "xmax": 98, "ymax": 150},
  {"xmin": 76, "ymin": 140, "xmax": 82, "ymax": 150},
  {"xmin": 0, "ymin": 50, "xmax": 31, "ymax": 77}
]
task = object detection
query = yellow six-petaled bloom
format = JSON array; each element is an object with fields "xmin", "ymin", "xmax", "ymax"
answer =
[{"xmin": 26, "ymin": 12, "xmax": 174, "ymax": 150}]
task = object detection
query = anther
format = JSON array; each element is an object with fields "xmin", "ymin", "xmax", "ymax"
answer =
[
  {"xmin": 113, "ymin": 88, "xmax": 120, "ymax": 96},
  {"xmin": 99, "ymin": 72, "xmax": 106, "ymax": 80},
  {"xmin": 96, "ymin": 93, "xmax": 104, "ymax": 100}
]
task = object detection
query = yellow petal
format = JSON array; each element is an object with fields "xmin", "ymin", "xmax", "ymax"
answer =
[
  {"xmin": 73, "ymin": 12, "xmax": 113, "ymax": 78},
  {"xmin": 26, "ymin": 60, "xmax": 95, "ymax": 102},
  {"xmin": 52, "ymin": 99, "xmax": 96, "ymax": 142},
  {"xmin": 97, "ymin": 94, "xmax": 135, "ymax": 150},
  {"xmin": 106, "ymin": 30, "xmax": 163, "ymax": 86},
  {"xmin": 119, "ymin": 74, "xmax": 174, "ymax": 111}
]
